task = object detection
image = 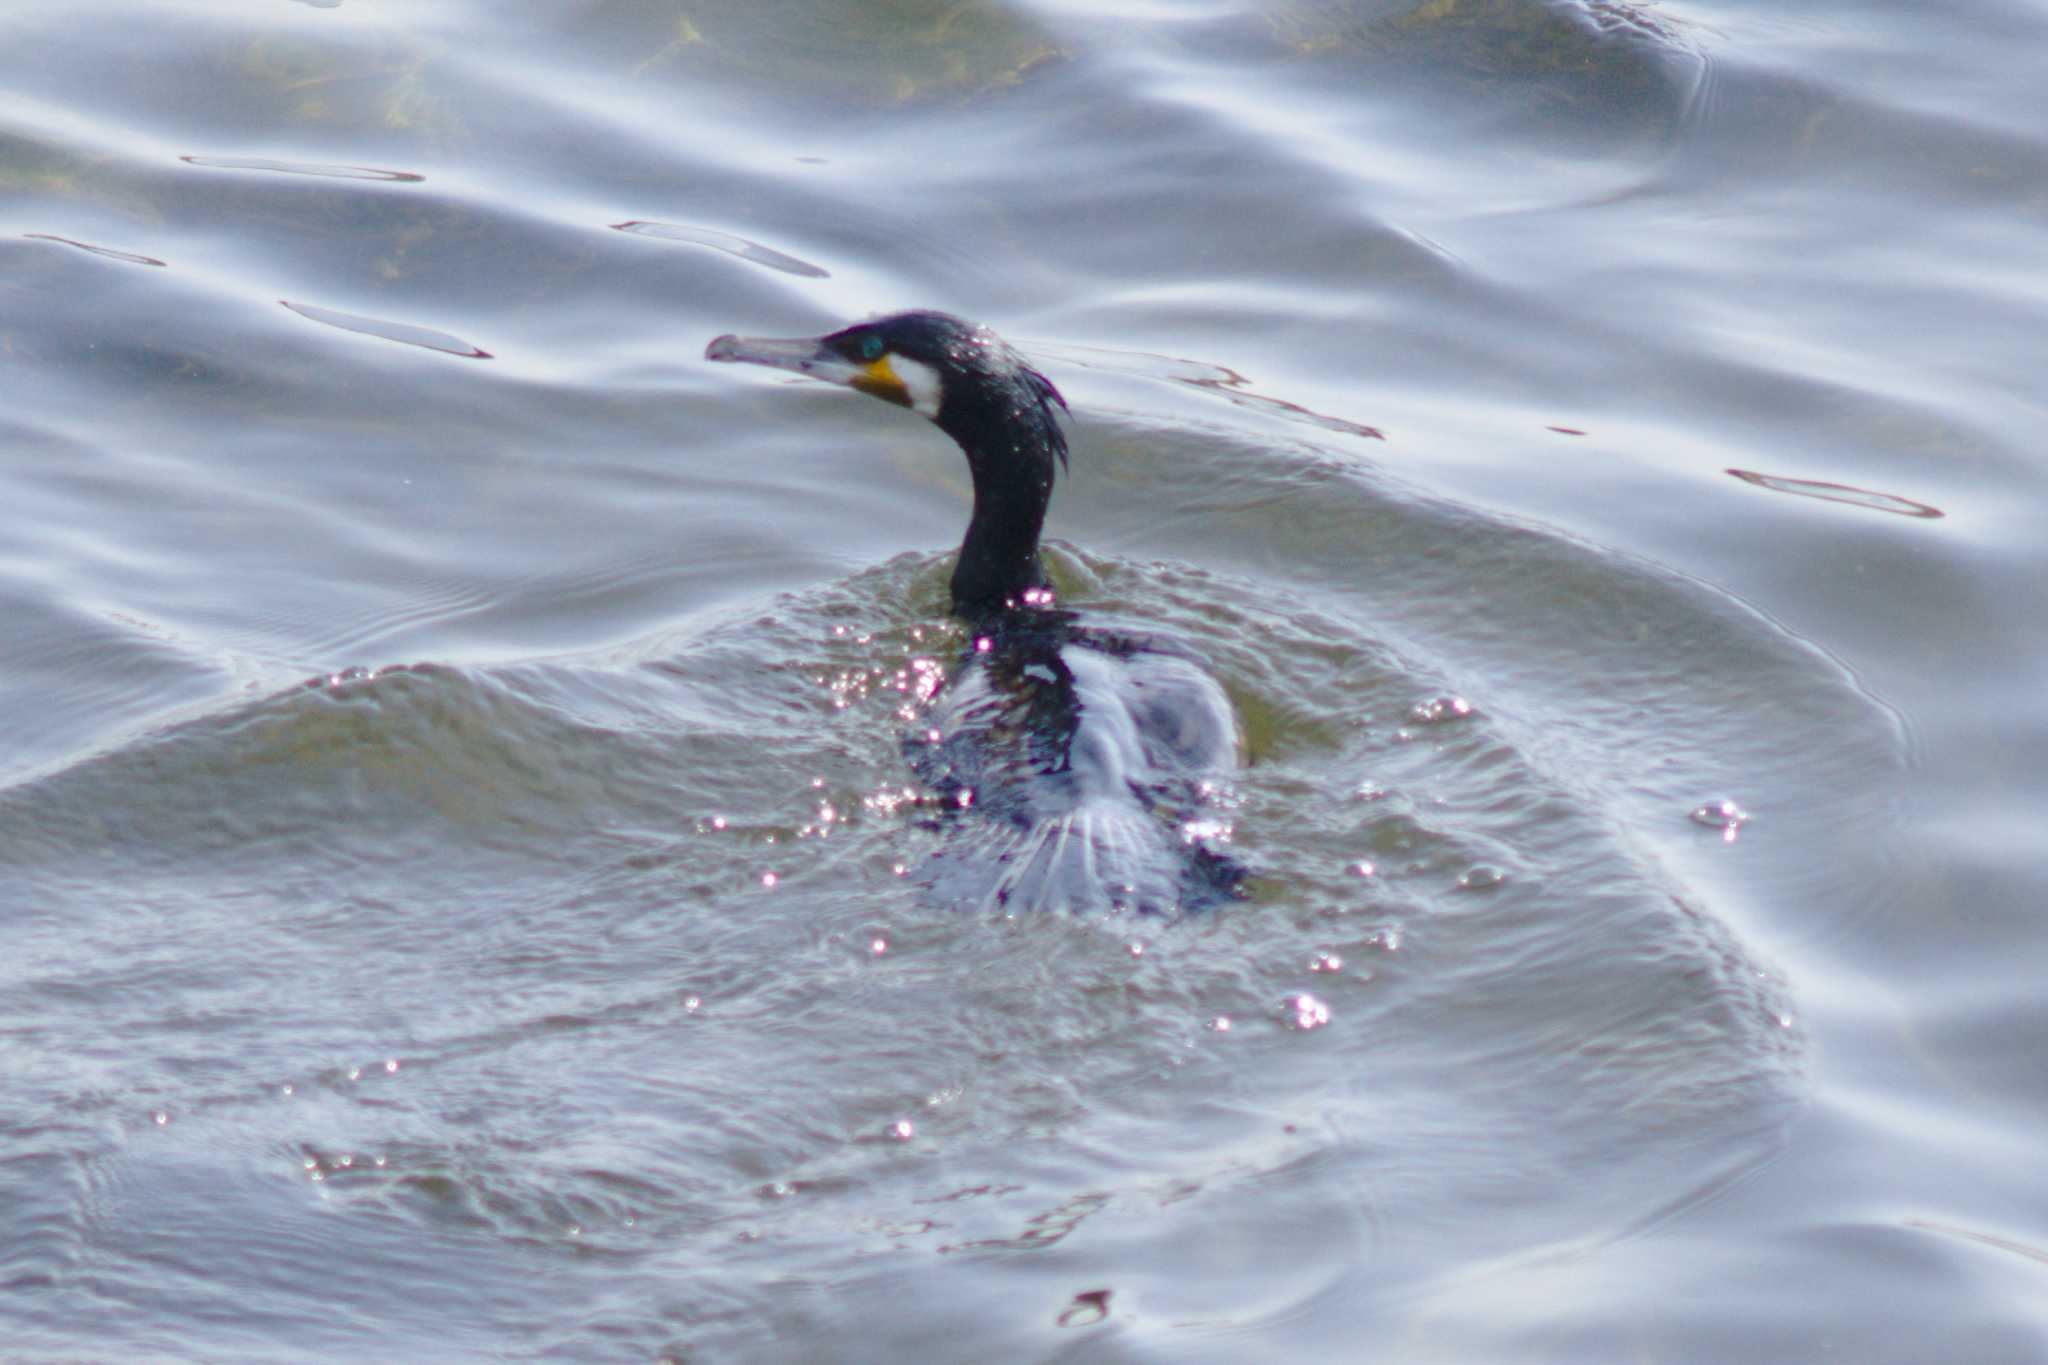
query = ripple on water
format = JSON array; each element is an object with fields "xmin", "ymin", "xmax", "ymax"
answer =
[
  {"xmin": 0, "ymin": 436, "xmax": 1897, "ymax": 1353},
  {"xmin": 179, "ymin": 155, "xmax": 426, "ymax": 184},
  {"xmin": 1728, "ymin": 467, "xmax": 1946, "ymax": 518},
  {"xmin": 278, "ymin": 300, "xmax": 493, "ymax": 358},
  {"xmin": 22, "ymin": 233, "xmax": 166, "ymax": 267},
  {"xmin": 611, "ymin": 220, "xmax": 831, "ymax": 279}
]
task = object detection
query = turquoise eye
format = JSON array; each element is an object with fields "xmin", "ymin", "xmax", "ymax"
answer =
[{"xmin": 859, "ymin": 336, "xmax": 885, "ymax": 362}]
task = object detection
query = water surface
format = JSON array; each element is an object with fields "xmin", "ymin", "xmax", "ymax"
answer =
[{"xmin": 4, "ymin": 0, "xmax": 2046, "ymax": 1359}]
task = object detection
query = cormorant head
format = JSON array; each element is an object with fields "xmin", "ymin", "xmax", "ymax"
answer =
[
  {"xmin": 705, "ymin": 310, "xmax": 1066, "ymax": 468},
  {"xmin": 706, "ymin": 310, "xmax": 1070, "ymax": 619}
]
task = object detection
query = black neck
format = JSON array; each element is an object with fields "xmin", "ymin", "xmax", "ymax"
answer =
[
  {"xmin": 939, "ymin": 397, "xmax": 1063, "ymax": 623},
  {"xmin": 952, "ymin": 495, "xmax": 1050, "ymax": 620}
]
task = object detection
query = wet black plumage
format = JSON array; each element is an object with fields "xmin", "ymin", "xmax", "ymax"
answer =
[{"xmin": 706, "ymin": 311, "xmax": 1242, "ymax": 913}]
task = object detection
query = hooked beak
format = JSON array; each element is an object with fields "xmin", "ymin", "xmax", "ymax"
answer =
[{"xmin": 704, "ymin": 331, "xmax": 913, "ymax": 408}]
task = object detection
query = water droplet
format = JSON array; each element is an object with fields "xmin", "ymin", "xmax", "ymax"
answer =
[
  {"xmin": 1310, "ymin": 951, "xmax": 1343, "ymax": 973},
  {"xmin": 1691, "ymin": 799, "xmax": 1749, "ymax": 842},
  {"xmin": 1350, "ymin": 860, "xmax": 1376, "ymax": 878},
  {"xmin": 280, "ymin": 1083, "xmax": 295, "ymax": 1097},
  {"xmin": 346, "ymin": 1066, "xmax": 362, "ymax": 1082},
  {"xmin": 383, "ymin": 1058, "xmax": 399, "ymax": 1073},
  {"xmin": 870, "ymin": 937, "xmax": 888, "ymax": 955},
  {"xmin": 152, "ymin": 1111, "xmax": 169, "ymax": 1126},
  {"xmin": 1409, "ymin": 696, "xmax": 1475, "ymax": 724},
  {"xmin": 1208, "ymin": 1015, "xmax": 1232, "ymax": 1032},
  {"xmin": 683, "ymin": 995, "xmax": 702, "ymax": 1013},
  {"xmin": 1457, "ymin": 865, "xmax": 1505, "ymax": 891},
  {"xmin": 1282, "ymin": 993, "xmax": 1332, "ymax": 1031},
  {"xmin": 889, "ymin": 1119, "xmax": 914, "ymax": 1140},
  {"xmin": 760, "ymin": 872, "xmax": 779, "ymax": 888}
]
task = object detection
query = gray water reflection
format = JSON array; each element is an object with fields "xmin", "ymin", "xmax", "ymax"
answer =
[{"xmin": 1, "ymin": 0, "xmax": 2045, "ymax": 1359}]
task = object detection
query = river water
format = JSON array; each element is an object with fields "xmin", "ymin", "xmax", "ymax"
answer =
[{"xmin": 3, "ymin": 0, "xmax": 2045, "ymax": 1359}]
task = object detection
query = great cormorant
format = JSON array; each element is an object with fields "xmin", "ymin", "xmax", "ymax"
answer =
[{"xmin": 706, "ymin": 311, "xmax": 1242, "ymax": 914}]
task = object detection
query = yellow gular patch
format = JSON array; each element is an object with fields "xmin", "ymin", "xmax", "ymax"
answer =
[{"xmin": 851, "ymin": 356, "xmax": 912, "ymax": 408}]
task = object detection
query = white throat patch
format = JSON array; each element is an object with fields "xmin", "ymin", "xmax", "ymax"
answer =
[{"xmin": 891, "ymin": 355, "xmax": 945, "ymax": 420}]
